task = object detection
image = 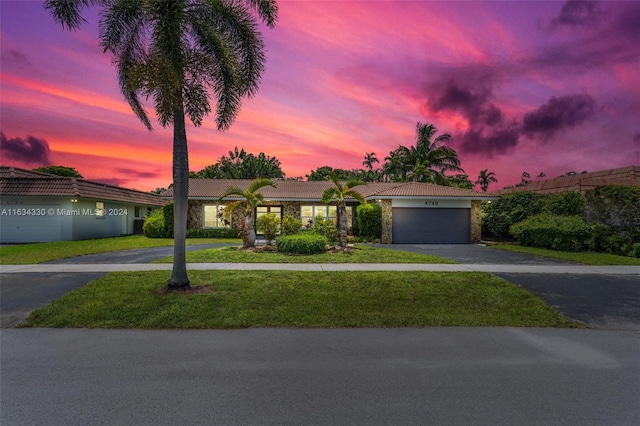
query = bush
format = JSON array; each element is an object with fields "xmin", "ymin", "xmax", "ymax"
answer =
[
  {"xmin": 186, "ymin": 228, "xmax": 240, "ymax": 238},
  {"xmin": 631, "ymin": 243, "xmax": 640, "ymax": 258},
  {"xmin": 281, "ymin": 215, "xmax": 302, "ymax": 236},
  {"xmin": 143, "ymin": 209, "xmax": 169, "ymax": 238},
  {"xmin": 544, "ymin": 191, "xmax": 585, "ymax": 216},
  {"xmin": 312, "ymin": 216, "xmax": 338, "ymax": 244},
  {"xmin": 483, "ymin": 192, "xmax": 544, "ymax": 238},
  {"xmin": 510, "ymin": 214, "xmax": 591, "ymax": 251},
  {"xmin": 585, "ymin": 184, "xmax": 640, "ymax": 244},
  {"xmin": 256, "ymin": 213, "xmax": 280, "ymax": 244},
  {"xmin": 356, "ymin": 203, "xmax": 382, "ymax": 240},
  {"xmin": 275, "ymin": 234, "xmax": 327, "ymax": 255}
]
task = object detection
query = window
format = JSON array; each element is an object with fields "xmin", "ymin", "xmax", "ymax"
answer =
[
  {"xmin": 301, "ymin": 205, "xmax": 337, "ymax": 228},
  {"xmin": 203, "ymin": 205, "xmax": 231, "ymax": 228}
]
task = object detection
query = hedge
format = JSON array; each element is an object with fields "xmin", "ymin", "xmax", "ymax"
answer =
[
  {"xmin": 510, "ymin": 214, "xmax": 591, "ymax": 251},
  {"xmin": 356, "ymin": 203, "xmax": 382, "ymax": 240},
  {"xmin": 275, "ymin": 234, "xmax": 328, "ymax": 255}
]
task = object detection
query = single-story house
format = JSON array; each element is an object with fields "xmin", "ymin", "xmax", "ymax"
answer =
[
  {"xmin": 0, "ymin": 166, "xmax": 166, "ymax": 243},
  {"xmin": 161, "ymin": 179, "xmax": 497, "ymax": 244},
  {"xmin": 499, "ymin": 166, "xmax": 640, "ymax": 194}
]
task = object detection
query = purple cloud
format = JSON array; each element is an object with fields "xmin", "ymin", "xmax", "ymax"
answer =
[
  {"xmin": 552, "ymin": 0, "xmax": 603, "ymax": 27},
  {"xmin": 522, "ymin": 94, "xmax": 596, "ymax": 140},
  {"xmin": 0, "ymin": 132, "xmax": 51, "ymax": 165}
]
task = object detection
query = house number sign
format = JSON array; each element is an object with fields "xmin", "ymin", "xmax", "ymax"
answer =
[{"xmin": 424, "ymin": 200, "xmax": 439, "ymax": 206}]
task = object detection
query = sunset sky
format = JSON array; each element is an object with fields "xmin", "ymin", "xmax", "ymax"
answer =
[{"xmin": 1, "ymin": 0, "xmax": 639, "ymax": 192}]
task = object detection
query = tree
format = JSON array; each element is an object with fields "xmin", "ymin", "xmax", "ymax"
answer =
[
  {"xmin": 46, "ymin": 0, "xmax": 278, "ymax": 291},
  {"xmin": 475, "ymin": 169, "xmax": 498, "ymax": 192},
  {"xmin": 321, "ymin": 171, "xmax": 366, "ymax": 247},
  {"xmin": 33, "ymin": 165, "xmax": 83, "ymax": 178},
  {"xmin": 193, "ymin": 147, "xmax": 284, "ymax": 179},
  {"xmin": 362, "ymin": 152, "xmax": 381, "ymax": 182},
  {"xmin": 218, "ymin": 178, "xmax": 276, "ymax": 248},
  {"xmin": 381, "ymin": 122, "xmax": 463, "ymax": 184}
]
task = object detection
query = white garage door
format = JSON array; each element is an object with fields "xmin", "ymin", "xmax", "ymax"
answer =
[
  {"xmin": 0, "ymin": 205, "xmax": 62, "ymax": 243},
  {"xmin": 392, "ymin": 208, "xmax": 470, "ymax": 244}
]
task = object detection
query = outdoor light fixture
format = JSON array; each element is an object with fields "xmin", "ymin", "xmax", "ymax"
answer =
[{"xmin": 71, "ymin": 199, "xmax": 78, "ymax": 203}]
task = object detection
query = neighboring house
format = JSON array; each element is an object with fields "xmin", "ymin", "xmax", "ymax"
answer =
[
  {"xmin": 500, "ymin": 166, "xmax": 640, "ymax": 194},
  {"xmin": 0, "ymin": 166, "xmax": 166, "ymax": 243},
  {"xmin": 161, "ymin": 179, "xmax": 496, "ymax": 244}
]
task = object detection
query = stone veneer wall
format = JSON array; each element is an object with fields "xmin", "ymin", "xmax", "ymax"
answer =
[
  {"xmin": 471, "ymin": 200, "xmax": 482, "ymax": 243},
  {"xmin": 380, "ymin": 200, "xmax": 393, "ymax": 244}
]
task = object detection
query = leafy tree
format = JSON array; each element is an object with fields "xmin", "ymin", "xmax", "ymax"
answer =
[
  {"xmin": 33, "ymin": 165, "xmax": 83, "ymax": 178},
  {"xmin": 218, "ymin": 178, "xmax": 276, "ymax": 248},
  {"xmin": 46, "ymin": 0, "xmax": 278, "ymax": 291},
  {"xmin": 475, "ymin": 169, "xmax": 498, "ymax": 192},
  {"xmin": 306, "ymin": 166, "xmax": 362, "ymax": 182},
  {"xmin": 321, "ymin": 171, "xmax": 366, "ymax": 247},
  {"xmin": 193, "ymin": 147, "xmax": 284, "ymax": 179}
]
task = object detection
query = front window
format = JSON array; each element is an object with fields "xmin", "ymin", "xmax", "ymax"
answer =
[
  {"xmin": 256, "ymin": 206, "xmax": 282, "ymax": 234},
  {"xmin": 203, "ymin": 204, "xmax": 231, "ymax": 228},
  {"xmin": 301, "ymin": 205, "xmax": 337, "ymax": 228}
]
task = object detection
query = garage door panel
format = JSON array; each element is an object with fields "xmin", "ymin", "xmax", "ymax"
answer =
[{"xmin": 393, "ymin": 208, "xmax": 470, "ymax": 244}]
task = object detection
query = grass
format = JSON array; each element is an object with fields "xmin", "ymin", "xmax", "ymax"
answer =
[
  {"xmin": 20, "ymin": 270, "xmax": 579, "ymax": 329},
  {"xmin": 154, "ymin": 245, "xmax": 456, "ymax": 264},
  {"xmin": 0, "ymin": 235, "xmax": 241, "ymax": 264},
  {"xmin": 492, "ymin": 244, "xmax": 640, "ymax": 265}
]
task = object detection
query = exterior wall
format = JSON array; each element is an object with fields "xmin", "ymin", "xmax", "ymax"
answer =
[
  {"xmin": 471, "ymin": 200, "xmax": 482, "ymax": 243},
  {"xmin": 380, "ymin": 200, "xmax": 393, "ymax": 244},
  {"xmin": 190, "ymin": 200, "xmax": 354, "ymax": 230},
  {"xmin": 0, "ymin": 197, "xmax": 150, "ymax": 243}
]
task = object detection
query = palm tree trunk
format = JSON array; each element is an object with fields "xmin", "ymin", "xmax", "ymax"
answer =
[
  {"xmin": 168, "ymin": 102, "xmax": 190, "ymax": 291},
  {"xmin": 338, "ymin": 205, "xmax": 348, "ymax": 247},
  {"xmin": 244, "ymin": 208, "xmax": 256, "ymax": 248}
]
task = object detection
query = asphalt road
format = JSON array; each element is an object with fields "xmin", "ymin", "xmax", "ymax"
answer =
[{"xmin": 1, "ymin": 327, "xmax": 639, "ymax": 426}]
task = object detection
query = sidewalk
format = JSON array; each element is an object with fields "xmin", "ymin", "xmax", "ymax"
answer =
[{"xmin": 2, "ymin": 262, "xmax": 639, "ymax": 274}]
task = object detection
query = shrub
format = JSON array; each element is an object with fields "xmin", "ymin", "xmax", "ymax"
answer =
[
  {"xmin": 510, "ymin": 214, "xmax": 591, "ymax": 251},
  {"xmin": 275, "ymin": 234, "xmax": 327, "ymax": 255},
  {"xmin": 256, "ymin": 213, "xmax": 280, "ymax": 244},
  {"xmin": 631, "ymin": 243, "xmax": 640, "ymax": 258},
  {"xmin": 312, "ymin": 216, "xmax": 338, "ymax": 244},
  {"xmin": 186, "ymin": 228, "xmax": 240, "ymax": 238},
  {"xmin": 544, "ymin": 191, "xmax": 585, "ymax": 216},
  {"xmin": 483, "ymin": 192, "xmax": 544, "ymax": 238},
  {"xmin": 281, "ymin": 215, "xmax": 302, "ymax": 236},
  {"xmin": 584, "ymin": 184, "xmax": 640, "ymax": 244},
  {"xmin": 356, "ymin": 203, "xmax": 382, "ymax": 240},
  {"xmin": 143, "ymin": 209, "xmax": 169, "ymax": 238}
]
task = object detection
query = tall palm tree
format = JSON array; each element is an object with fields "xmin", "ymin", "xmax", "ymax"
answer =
[
  {"xmin": 475, "ymin": 169, "xmax": 498, "ymax": 192},
  {"xmin": 46, "ymin": 0, "xmax": 277, "ymax": 291},
  {"xmin": 362, "ymin": 152, "xmax": 379, "ymax": 172},
  {"xmin": 407, "ymin": 122, "xmax": 463, "ymax": 183},
  {"xmin": 218, "ymin": 178, "xmax": 276, "ymax": 248},
  {"xmin": 321, "ymin": 172, "xmax": 366, "ymax": 248}
]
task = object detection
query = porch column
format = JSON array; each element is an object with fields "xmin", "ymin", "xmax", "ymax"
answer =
[
  {"xmin": 471, "ymin": 200, "xmax": 482, "ymax": 243},
  {"xmin": 380, "ymin": 199, "xmax": 393, "ymax": 244}
]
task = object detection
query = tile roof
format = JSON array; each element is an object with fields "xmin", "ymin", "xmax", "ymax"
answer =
[
  {"xmin": 499, "ymin": 166, "xmax": 640, "ymax": 194},
  {"xmin": 161, "ymin": 179, "xmax": 496, "ymax": 200},
  {"xmin": 0, "ymin": 167, "xmax": 165, "ymax": 206}
]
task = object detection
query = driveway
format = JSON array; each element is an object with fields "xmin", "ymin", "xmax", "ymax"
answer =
[{"xmin": 375, "ymin": 244, "xmax": 640, "ymax": 330}]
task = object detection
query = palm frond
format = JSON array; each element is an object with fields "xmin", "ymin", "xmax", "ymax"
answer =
[{"xmin": 248, "ymin": 178, "xmax": 276, "ymax": 193}]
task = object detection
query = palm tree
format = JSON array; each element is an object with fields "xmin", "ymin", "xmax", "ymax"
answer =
[
  {"xmin": 46, "ymin": 0, "xmax": 277, "ymax": 291},
  {"xmin": 407, "ymin": 122, "xmax": 463, "ymax": 183},
  {"xmin": 475, "ymin": 169, "xmax": 498, "ymax": 192},
  {"xmin": 321, "ymin": 172, "xmax": 366, "ymax": 248},
  {"xmin": 218, "ymin": 178, "xmax": 276, "ymax": 248},
  {"xmin": 362, "ymin": 152, "xmax": 379, "ymax": 172}
]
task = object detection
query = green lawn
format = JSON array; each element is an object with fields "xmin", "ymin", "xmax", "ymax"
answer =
[
  {"xmin": 492, "ymin": 244, "xmax": 640, "ymax": 265},
  {"xmin": 155, "ymin": 245, "xmax": 456, "ymax": 264},
  {"xmin": 21, "ymin": 270, "xmax": 579, "ymax": 329},
  {"xmin": 0, "ymin": 235, "xmax": 241, "ymax": 264}
]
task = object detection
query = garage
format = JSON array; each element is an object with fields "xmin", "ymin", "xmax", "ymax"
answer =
[
  {"xmin": 392, "ymin": 207, "xmax": 470, "ymax": 244},
  {"xmin": 0, "ymin": 203, "xmax": 63, "ymax": 243}
]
